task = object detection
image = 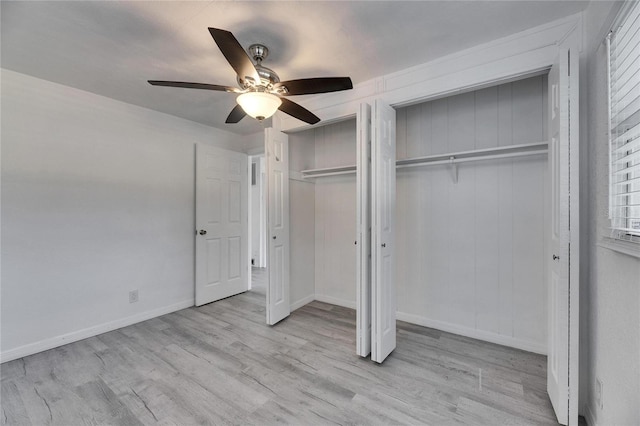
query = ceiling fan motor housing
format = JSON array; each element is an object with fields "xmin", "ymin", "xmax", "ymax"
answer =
[
  {"xmin": 248, "ymin": 44, "xmax": 268, "ymax": 62},
  {"xmin": 237, "ymin": 44, "xmax": 282, "ymax": 91}
]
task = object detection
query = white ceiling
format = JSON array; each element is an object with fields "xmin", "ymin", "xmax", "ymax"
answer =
[{"xmin": 1, "ymin": 1, "xmax": 588, "ymax": 135}]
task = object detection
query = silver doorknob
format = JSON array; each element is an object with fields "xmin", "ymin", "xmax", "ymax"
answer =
[
  {"xmin": 553, "ymin": 254, "xmax": 559, "ymax": 260},
  {"xmin": 273, "ymin": 236, "xmax": 276, "ymax": 240},
  {"xmin": 381, "ymin": 243, "xmax": 386, "ymax": 247},
  {"xmin": 199, "ymin": 230, "xmax": 207, "ymax": 235}
]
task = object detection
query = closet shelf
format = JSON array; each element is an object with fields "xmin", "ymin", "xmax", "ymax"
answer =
[
  {"xmin": 301, "ymin": 165, "xmax": 356, "ymax": 178},
  {"xmin": 301, "ymin": 141, "xmax": 548, "ymax": 179},
  {"xmin": 395, "ymin": 141, "xmax": 548, "ymax": 169}
]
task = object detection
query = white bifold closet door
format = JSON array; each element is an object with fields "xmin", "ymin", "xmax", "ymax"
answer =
[
  {"xmin": 356, "ymin": 103, "xmax": 372, "ymax": 357},
  {"xmin": 265, "ymin": 128, "xmax": 291, "ymax": 326},
  {"xmin": 357, "ymin": 99, "xmax": 397, "ymax": 363},
  {"xmin": 547, "ymin": 40, "xmax": 580, "ymax": 425},
  {"xmin": 195, "ymin": 144, "xmax": 249, "ymax": 306}
]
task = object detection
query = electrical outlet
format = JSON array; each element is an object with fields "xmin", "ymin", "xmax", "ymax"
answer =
[
  {"xmin": 129, "ymin": 290, "xmax": 139, "ymax": 304},
  {"xmin": 595, "ymin": 377, "xmax": 603, "ymax": 410}
]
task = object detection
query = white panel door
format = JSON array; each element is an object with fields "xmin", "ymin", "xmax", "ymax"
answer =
[
  {"xmin": 265, "ymin": 128, "xmax": 291, "ymax": 325},
  {"xmin": 547, "ymin": 40, "xmax": 579, "ymax": 426},
  {"xmin": 371, "ymin": 99, "xmax": 397, "ymax": 363},
  {"xmin": 195, "ymin": 144, "xmax": 248, "ymax": 306},
  {"xmin": 357, "ymin": 102, "xmax": 372, "ymax": 357}
]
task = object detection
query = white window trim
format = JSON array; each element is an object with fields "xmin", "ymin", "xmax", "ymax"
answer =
[
  {"xmin": 605, "ymin": 0, "xmax": 640, "ymax": 254},
  {"xmin": 599, "ymin": 237, "xmax": 640, "ymax": 259}
]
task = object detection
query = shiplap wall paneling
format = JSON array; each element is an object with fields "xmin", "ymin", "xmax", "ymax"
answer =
[
  {"xmin": 312, "ymin": 120, "xmax": 358, "ymax": 307},
  {"xmin": 395, "ymin": 75, "xmax": 549, "ymax": 353},
  {"xmin": 293, "ymin": 75, "xmax": 547, "ymax": 353},
  {"xmin": 288, "ymin": 130, "xmax": 316, "ymax": 310}
]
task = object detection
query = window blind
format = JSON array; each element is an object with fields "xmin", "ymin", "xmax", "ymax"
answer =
[{"xmin": 609, "ymin": 0, "xmax": 640, "ymax": 240}]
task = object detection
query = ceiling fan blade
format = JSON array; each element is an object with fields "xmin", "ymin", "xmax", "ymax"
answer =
[
  {"xmin": 275, "ymin": 77, "xmax": 353, "ymax": 96},
  {"xmin": 148, "ymin": 80, "xmax": 238, "ymax": 92},
  {"xmin": 208, "ymin": 28, "xmax": 261, "ymax": 85},
  {"xmin": 225, "ymin": 104, "xmax": 247, "ymax": 123},
  {"xmin": 278, "ymin": 98, "xmax": 320, "ymax": 124}
]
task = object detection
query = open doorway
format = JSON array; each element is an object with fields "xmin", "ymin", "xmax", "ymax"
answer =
[{"xmin": 248, "ymin": 154, "xmax": 267, "ymax": 296}]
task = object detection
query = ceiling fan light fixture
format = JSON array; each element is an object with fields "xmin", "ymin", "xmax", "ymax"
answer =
[
  {"xmin": 149, "ymin": 28, "xmax": 352, "ymax": 125},
  {"xmin": 236, "ymin": 92, "xmax": 282, "ymax": 121}
]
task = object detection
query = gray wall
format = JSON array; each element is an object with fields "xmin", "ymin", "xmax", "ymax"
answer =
[
  {"xmin": 582, "ymin": 1, "xmax": 640, "ymax": 424},
  {"xmin": 1, "ymin": 69, "xmax": 242, "ymax": 360}
]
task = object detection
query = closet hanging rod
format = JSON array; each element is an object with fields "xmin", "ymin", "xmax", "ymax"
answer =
[
  {"xmin": 395, "ymin": 141, "xmax": 548, "ymax": 167},
  {"xmin": 396, "ymin": 147, "xmax": 547, "ymax": 170},
  {"xmin": 301, "ymin": 141, "xmax": 548, "ymax": 178}
]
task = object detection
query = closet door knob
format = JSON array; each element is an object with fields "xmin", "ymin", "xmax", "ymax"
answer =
[
  {"xmin": 273, "ymin": 236, "xmax": 277, "ymax": 240},
  {"xmin": 553, "ymin": 254, "xmax": 559, "ymax": 260},
  {"xmin": 199, "ymin": 230, "xmax": 207, "ymax": 235},
  {"xmin": 381, "ymin": 243, "xmax": 386, "ymax": 248}
]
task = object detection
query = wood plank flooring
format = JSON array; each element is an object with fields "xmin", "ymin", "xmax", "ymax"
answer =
[{"xmin": 1, "ymin": 269, "xmax": 559, "ymax": 425}]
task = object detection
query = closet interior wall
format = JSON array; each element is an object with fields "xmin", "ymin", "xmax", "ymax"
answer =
[
  {"xmin": 289, "ymin": 74, "xmax": 548, "ymax": 353},
  {"xmin": 288, "ymin": 131, "xmax": 316, "ymax": 309},
  {"xmin": 396, "ymin": 74, "xmax": 549, "ymax": 354},
  {"xmin": 290, "ymin": 120, "xmax": 358, "ymax": 308}
]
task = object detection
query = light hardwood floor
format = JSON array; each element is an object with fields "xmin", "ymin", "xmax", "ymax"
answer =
[{"xmin": 1, "ymin": 269, "xmax": 559, "ymax": 425}]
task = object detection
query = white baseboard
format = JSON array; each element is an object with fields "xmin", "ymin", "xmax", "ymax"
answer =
[
  {"xmin": 314, "ymin": 294, "xmax": 356, "ymax": 310},
  {"xmin": 0, "ymin": 299, "xmax": 194, "ymax": 364},
  {"xmin": 584, "ymin": 403, "xmax": 597, "ymax": 426},
  {"xmin": 305, "ymin": 298, "xmax": 544, "ymax": 354},
  {"xmin": 396, "ymin": 311, "xmax": 547, "ymax": 355},
  {"xmin": 4, "ymin": 296, "xmax": 546, "ymax": 363},
  {"xmin": 290, "ymin": 294, "xmax": 315, "ymax": 311}
]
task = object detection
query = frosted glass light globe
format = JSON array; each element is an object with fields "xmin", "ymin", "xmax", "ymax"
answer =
[{"xmin": 236, "ymin": 92, "xmax": 282, "ymax": 121}]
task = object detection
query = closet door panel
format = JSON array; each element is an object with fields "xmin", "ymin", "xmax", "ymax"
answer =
[
  {"xmin": 265, "ymin": 128, "xmax": 290, "ymax": 326},
  {"xmin": 356, "ymin": 103, "xmax": 372, "ymax": 357},
  {"xmin": 371, "ymin": 99, "xmax": 396, "ymax": 364}
]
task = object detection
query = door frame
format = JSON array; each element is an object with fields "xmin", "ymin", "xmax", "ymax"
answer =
[
  {"xmin": 248, "ymin": 154, "xmax": 267, "ymax": 275},
  {"xmin": 246, "ymin": 146, "xmax": 267, "ymax": 294}
]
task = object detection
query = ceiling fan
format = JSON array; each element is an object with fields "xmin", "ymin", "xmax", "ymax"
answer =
[{"xmin": 148, "ymin": 28, "xmax": 353, "ymax": 125}]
